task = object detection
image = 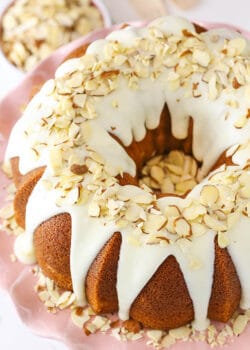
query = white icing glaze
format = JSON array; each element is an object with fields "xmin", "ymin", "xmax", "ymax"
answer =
[
  {"xmin": 7, "ymin": 16, "xmax": 250, "ymax": 330},
  {"xmin": 228, "ymin": 216, "xmax": 250, "ymax": 310},
  {"xmin": 117, "ymin": 229, "xmax": 215, "ymax": 331},
  {"xmin": 70, "ymin": 208, "xmax": 115, "ymax": 305}
]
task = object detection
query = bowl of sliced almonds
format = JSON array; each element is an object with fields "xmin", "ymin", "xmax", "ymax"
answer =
[{"xmin": 0, "ymin": 0, "xmax": 111, "ymax": 98}]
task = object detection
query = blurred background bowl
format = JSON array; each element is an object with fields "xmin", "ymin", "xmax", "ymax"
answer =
[{"xmin": 0, "ymin": 0, "xmax": 111, "ymax": 99}]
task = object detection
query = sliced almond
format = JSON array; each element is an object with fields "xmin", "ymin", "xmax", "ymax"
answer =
[
  {"xmin": 234, "ymin": 114, "xmax": 247, "ymax": 129},
  {"xmin": 88, "ymin": 201, "xmax": 100, "ymax": 217},
  {"xmin": 71, "ymin": 308, "xmax": 90, "ymax": 328},
  {"xmin": 200, "ymin": 185, "xmax": 219, "ymax": 206},
  {"xmin": 166, "ymin": 163, "xmax": 183, "ymax": 176},
  {"xmin": 161, "ymin": 334, "xmax": 176, "ymax": 347},
  {"xmin": 193, "ymin": 49, "xmax": 210, "ymax": 67},
  {"xmin": 91, "ymin": 316, "xmax": 108, "ymax": 330},
  {"xmin": 117, "ymin": 185, "xmax": 153, "ymax": 204},
  {"xmin": 146, "ymin": 330, "xmax": 163, "ymax": 342},
  {"xmin": 150, "ymin": 165, "xmax": 165, "ymax": 183},
  {"xmin": 169, "ymin": 325, "xmax": 191, "ymax": 339},
  {"xmin": 174, "ymin": 218, "xmax": 191, "ymax": 237},
  {"xmin": 208, "ymin": 74, "xmax": 218, "ymax": 100},
  {"xmin": 161, "ymin": 177, "xmax": 175, "ymax": 193},
  {"xmin": 48, "ymin": 147, "xmax": 63, "ymax": 175},
  {"xmin": 240, "ymin": 184, "xmax": 250, "ymax": 199},
  {"xmin": 0, "ymin": 203, "xmax": 14, "ymax": 219},
  {"xmin": 167, "ymin": 150, "xmax": 184, "ymax": 167},
  {"xmin": 165, "ymin": 205, "xmax": 181, "ymax": 218},
  {"xmin": 228, "ymin": 38, "xmax": 246, "ymax": 56},
  {"xmin": 203, "ymin": 214, "xmax": 227, "ymax": 231},
  {"xmin": 182, "ymin": 204, "xmax": 207, "ymax": 220},
  {"xmin": 176, "ymin": 179, "xmax": 197, "ymax": 194},
  {"xmin": 218, "ymin": 232, "xmax": 230, "ymax": 248},
  {"xmin": 143, "ymin": 214, "xmax": 167, "ymax": 234},
  {"xmin": 233, "ymin": 314, "xmax": 248, "ymax": 336},
  {"xmin": 73, "ymin": 94, "xmax": 87, "ymax": 108}
]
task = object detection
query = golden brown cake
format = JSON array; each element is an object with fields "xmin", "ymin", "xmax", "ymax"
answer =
[{"xmin": 5, "ymin": 16, "xmax": 250, "ymax": 332}]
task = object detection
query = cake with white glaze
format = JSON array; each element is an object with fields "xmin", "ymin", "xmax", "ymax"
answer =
[{"xmin": 5, "ymin": 16, "xmax": 250, "ymax": 331}]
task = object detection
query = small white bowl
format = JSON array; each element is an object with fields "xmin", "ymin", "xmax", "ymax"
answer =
[{"xmin": 0, "ymin": 0, "xmax": 112, "ymax": 99}]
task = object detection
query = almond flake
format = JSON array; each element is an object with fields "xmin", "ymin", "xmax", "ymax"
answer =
[
  {"xmin": 150, "ymin": 165, "xmax": 165, "ymax": 183},
  {"xmin": 165, "ymin": 205, "xmax": 181, "ymax": 218},
  {"xmin": 146, "ymin": 330, "xmax": 163, "ymax": 342},
  {"xmin": 73, "ymin": 94, "xmax": 87, "ymax": 108},
  {"xmin": 117, "ymin": 185, "xmax": 153, "ymax": 204},
  {"xmin": 182, "ymin": 204, "xmax": 207, "ymax": 220},
  {"xmin": 67, "ymin": 72, "xmax": 84, "ymax": 88},
  {"xmin": 147, "ymin": 155, "xmax": 163, "ymax": 167},
  {"xmin": 175, "ymin": 179, "xmax": 197, "ymax": 194},
  {"xmin": 125, "ymin": 203, "xmax": 143, "ymax": 222},
  {"xmin": 193, "ymin": 49, "xmax": 210, "ymax": 67},
  {"xmin": 70, "ymin": 164, "xmax": 88, "ymax": 175},
  {"xmin": 203, "ymin": 214, "xmax": 227, "ymax": 231},
  {"xmin": 228, "ymin": 38, "xmax": 246, "ymax": 55},
  {"xmin": 85, "ymin": 323, "xmax": 97, "ymax": 334},
  {"xmin": 92, "ymin": 316, "xmax": 108, "ymax": 330},
  {"xmin": 88, "ymin": 201, "xmax": 100, "ymax": 217},
  {"xmin": 169, "ymin": 325, "xmax": 191, "ymax": 339},
  {"xmin": 166, "ymin": 163, "xmax": 183, "ymax": 176},
  {"xmin": 167, "ymin": 150, "xmax": 185, "ymax": 167},
  {"xmin": 208, "ymin": 74, "xmax": 218, "ymax": 100},
  {"xmin": 218, "ymin": 232, "xmax": 230, "ymax": 248},
  {"xmin": 143, "ymin": 214, "xmax": 167, "ymax": 234},
  {"xmin": 200, "ymin": 185, "xmax": 219, "ymax": 206},
  {"xmin": 161, "ymin": 177, "xmax": 175, "ymax": 193},
  {"xmin": 240, "ymin": 183, "xmax": 250, "ymax": 199},
  {"xmin": 234, "ymin": 114, "xmax": 247, "ymax": 129},
  {"xmin": 161, "ymin": 334, "xmax": 176, "ymax": 347},
  {"xmin": 0, "ymin": 203, "xmax": 14, "ymax": 219},
  {"xmin": 233, "ymin": 314, "xmax": 248, "ymax": 336},
  {"xmin": 48, "ymin": 147, "xmax": 63, "ymax": 175},
  {"xmin": 174, "ymin": 218, "xmax": 191, "ymax": 237}
]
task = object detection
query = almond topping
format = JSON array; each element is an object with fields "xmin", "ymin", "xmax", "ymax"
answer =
[
  {"xmin": 203, "ymin": 214, "xmax": 227, "ymax": 231},
  {"xmin": 165, "ymin": 205, "xmax": 181, "ymax": 218},
  {"xmin": 182, "ymin": 204, "xmax": 207, "ymax": 220},
  {"xmin": 233, "ymin": 314, "xmax": 248, "ymax": 336},
  {"xmin": 174, "ymin": 218, "xmax": 191, "ymax": 237},
  {"xmin": 70, "ymin": 164, "xmax": 88, "ymax": 175},
  {"xmin": 88, "ymin": 201, "xmax": 100, "ymax": 217},
  {"xmin": 218, "ymin": 232, "xmax": 230, "ymax": 248},
  {"xmin": 200, "ymin": 185, "xmax": 219, "ymax": 206}
]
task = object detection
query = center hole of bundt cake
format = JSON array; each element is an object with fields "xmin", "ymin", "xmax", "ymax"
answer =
[{"xmin": 139, "ymin": 150, "xmax": 200, "ymax": 196}]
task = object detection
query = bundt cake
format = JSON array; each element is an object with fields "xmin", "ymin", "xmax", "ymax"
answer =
[{"xmin": 4, "ymin": 16, "xmax": 250, "ymax": 332}]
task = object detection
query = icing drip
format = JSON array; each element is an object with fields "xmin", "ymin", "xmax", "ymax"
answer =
[
  {"xmin": 70, "ymin": 208, "xmax": 115, "ymax": 305},
  {"xmin": 228, "ymin": 216, "xmax": 250, "ymax": 310},
  {"xmin": 7, "ymin": 16, "xmax": 250, "ymax": 330},
  {"xmin": 6, "ymin": 19, "xmax": 250, "ymax": 178},
  {"xmin": 117, "ymin": 230, "xmax": 215, "ymax": 330},
  {"xmin": 14, "ymin": 171, "xmax": 216, "ymax": 330}
]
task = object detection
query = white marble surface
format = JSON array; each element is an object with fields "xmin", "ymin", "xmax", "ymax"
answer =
[{"xmin": 1, "ymin": 0, "xmax": 250, "ymax": 349}]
